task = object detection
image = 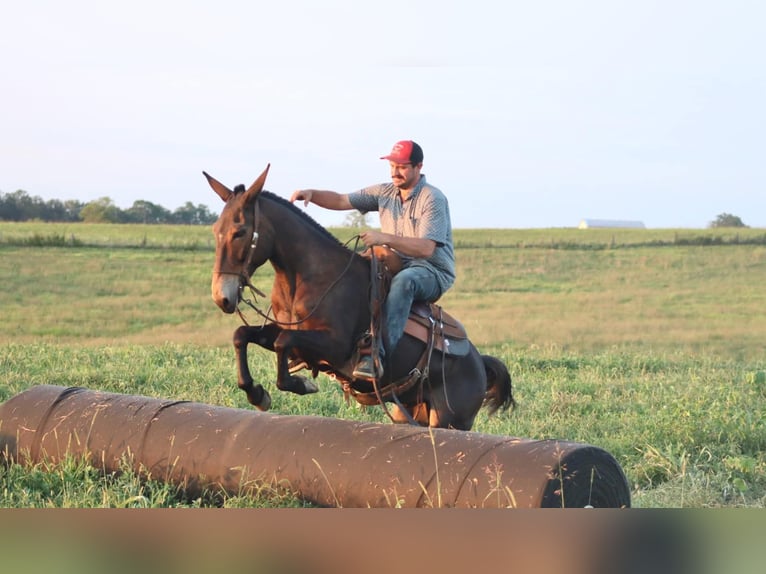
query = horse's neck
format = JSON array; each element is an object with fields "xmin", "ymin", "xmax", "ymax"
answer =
[{"xmin": 265, "ymin": 200, "xmax": 362, "ymax": 284}]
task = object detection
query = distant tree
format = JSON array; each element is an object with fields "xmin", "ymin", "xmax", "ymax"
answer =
[
  {"xmin": 62, "ymin": 199, "xmax": 86, "ymax": 221},
  {"xmin": 0, "ymin": 190, "xmax": 33, "ymax": 220},
  {"xmin": 0, "ymin": 190, "xmax": 23, "ymax": 220},
  {"xmin": 24, "ymin": 193, "xmax": 46, "ymax": 220},
  {"xmin": 125, "ymin": 200, "xmax": 172, "ymax": 224},
  {"xmin": 343, "ymin": 211, "xmax": 368, "ymax": 228},
  {"xmin": 80, "ymin": 197, "xmax": 124, "ymax": 223},
  {"xmin": 172, "ymin": 202, "xmax": 218, "ymax": 225},
  {"xmin": 709, "ymin": 213, "xmax": 748, "ymax": 228},
  {"xmin": 44, "ymin": 198, "xmax": 81, "ymax": 222}
]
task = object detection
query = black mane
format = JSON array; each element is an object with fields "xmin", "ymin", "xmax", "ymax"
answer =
[{"xmin": 260, "ymin": 190, "xmax": 350, "ymax": 250}]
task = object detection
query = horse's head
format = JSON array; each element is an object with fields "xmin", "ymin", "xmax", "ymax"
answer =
[{"xmin": 205, "ymin": 164, "xmax": 270, "ymax": 314}]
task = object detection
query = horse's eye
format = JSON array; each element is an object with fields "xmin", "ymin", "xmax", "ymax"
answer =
[{"xmin": 233, "ymin": 228, "xmax": 247, "ymax": 240}]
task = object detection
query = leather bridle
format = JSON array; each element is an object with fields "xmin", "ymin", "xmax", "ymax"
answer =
[{"xmin": 213, "ymin": 194, "xmax": 266, "ymax": 313}]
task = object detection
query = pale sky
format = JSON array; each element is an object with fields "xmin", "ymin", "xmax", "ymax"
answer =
[{"xmin": 2, "ymin": 0, "xmax": 764, "ymax": 229}]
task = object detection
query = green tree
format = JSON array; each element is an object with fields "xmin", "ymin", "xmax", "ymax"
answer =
[
  {"xmin": 172, "ymin": 202, "xmax": 218, "ymax": 225},
  {"xmin": 709, "ymin": 213, "xmax": 748, "ymax": 228},
  {"xmin": 125, "ymin": 200, "xmax": 171, "ymax": 224},
  {"xmin": 80, "ymin": 197, "xmax": 124, "ymax": 223},
  {"xmin": 0, "ymin": 190, "xmax": 34, "ymax": 220}
]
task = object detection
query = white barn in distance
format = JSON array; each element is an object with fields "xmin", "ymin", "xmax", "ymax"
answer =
[{"xmin": 578, "ymin": 219, "xmax": 646, "ymax": 229}]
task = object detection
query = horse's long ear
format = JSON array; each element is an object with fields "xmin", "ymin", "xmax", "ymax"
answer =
[
  {"xmin": 203, "ymin": 171, "xmax": 233, "ymax": 202},
  {"xmin": 244, "ymin": 164, "xmax": 270, "ymax": 201}
]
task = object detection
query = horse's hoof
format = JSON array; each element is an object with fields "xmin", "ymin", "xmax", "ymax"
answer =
[
  {"xmin": 282, "ymin": 375, "xmax": 319, "ymax": 395},
  {"xmin": 255, "ymin": 390, "xmax": 272, "ymax": 411},
  {"xmin": 303, "ymin": 379, "xmax": 319, "ymax": 394},
  {"xmin": 243, "ymin": 383, "xmax": 272, "ymax": 411}
]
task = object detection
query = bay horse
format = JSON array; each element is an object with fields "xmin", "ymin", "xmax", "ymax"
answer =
[{"xmin": 205, "ymin": 165, "xmax": 514, "ymax": 430}]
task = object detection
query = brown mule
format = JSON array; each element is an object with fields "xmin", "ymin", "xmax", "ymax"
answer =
[{"xmin": 205, "ymin": 165, "xmax": 515, "ymax": 430}]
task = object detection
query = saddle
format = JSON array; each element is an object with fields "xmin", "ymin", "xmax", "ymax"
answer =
[
  {"xmin": 358, "ymin": 246, "xmax": 470, "ymax": 360},
  {"xmin": 344, "ymin": 248, "xmax": 470, "ymax": 408},
  {"xmin": 404, "ymin": 301, "xmax": 470, "ymax": 356}
]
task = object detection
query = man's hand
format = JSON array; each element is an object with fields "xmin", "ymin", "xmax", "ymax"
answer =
[
  {"xmin": 288, "ymin": 189, "xmax": 352, "ymax": 211},
  {"xmin": 360, "ymin": 230, "xmax": 388, "ymax": 247},
  {"xmin": 290, "ymin": 190, "xmax": 313, "ymax": 207}
]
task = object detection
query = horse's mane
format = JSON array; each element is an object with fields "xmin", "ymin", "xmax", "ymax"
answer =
[{"xmin": 259, "ymin": 190, "xmax": 350, "ymax": 250}]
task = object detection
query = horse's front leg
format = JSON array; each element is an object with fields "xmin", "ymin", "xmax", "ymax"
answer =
[
  {"xmin": 273, "ymin": 329, "xmax": 343, "ymax": 396},
  {"xmin": 232, "ymin": 323, "xmax": 282, "ymax": 410}
]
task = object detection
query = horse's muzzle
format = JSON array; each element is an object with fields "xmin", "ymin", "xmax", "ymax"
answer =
[{"xmin": 212, "ymin": 274, "xmax": 241, "ymax": 314}]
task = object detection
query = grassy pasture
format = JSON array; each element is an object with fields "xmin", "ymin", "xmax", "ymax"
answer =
[{"xmin": 1, "ymin": 221, "xmax": 765, "ymax": 508}]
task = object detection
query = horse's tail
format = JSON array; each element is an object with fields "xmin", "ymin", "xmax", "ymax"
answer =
[{"xmin": 481, "ymin": 355, "xmax": 516, "ymax": 415}]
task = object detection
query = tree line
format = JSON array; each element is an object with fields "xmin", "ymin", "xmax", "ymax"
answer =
[
  {"xmin": 0, "ymin": 189, "xmax": 218, "ymax": 225},
  {"xmin": 2, "ymin": 188, "xmax": 751, "ymax": 230}
]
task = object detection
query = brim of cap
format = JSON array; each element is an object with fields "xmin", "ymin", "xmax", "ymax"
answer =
[{"xmin": 380, "ymin": 154, "xmax": 410, "ymax": 162}]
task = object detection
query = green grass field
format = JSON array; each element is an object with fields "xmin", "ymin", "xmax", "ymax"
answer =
[{"xmin": 1, "ymin": 221, "xmax": 765, "ymax": 507}]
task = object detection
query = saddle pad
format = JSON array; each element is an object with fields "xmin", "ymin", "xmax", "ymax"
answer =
[
  {"xmin": 409, "ymin": 302, "xmax": 467, "ymax": 340},
  {"xmin": 404, "ymin": 304, "xmax": 471, "ymax": 357}
]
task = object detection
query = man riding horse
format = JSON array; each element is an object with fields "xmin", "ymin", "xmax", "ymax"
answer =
[{"xmin": 291, "ymin": 140, "xmax": 454, "ymax": 381}]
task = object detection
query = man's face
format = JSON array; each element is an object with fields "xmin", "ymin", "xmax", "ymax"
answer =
[{"xmin": 389, "ymin": 162, "xmax": 421, "ymax": 190}]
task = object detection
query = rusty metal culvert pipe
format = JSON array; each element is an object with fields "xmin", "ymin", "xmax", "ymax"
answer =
[{"xmin": 0, "ymin": 385, "xmax": 630, "ymax": 508}]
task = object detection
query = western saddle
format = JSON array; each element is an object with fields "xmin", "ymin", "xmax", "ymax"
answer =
[{"xmin": 344, "ymin": 246, "xmax": 468, "ymax": 406}]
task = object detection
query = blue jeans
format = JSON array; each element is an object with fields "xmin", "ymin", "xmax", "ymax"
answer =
[{"xmin": 380, "ymin": 265, "xmax": 443, "ymax": 361}]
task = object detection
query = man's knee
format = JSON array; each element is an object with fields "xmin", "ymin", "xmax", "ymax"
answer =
[{"xmin": 389, "ymin": 273, "xmax": 417, "ymax": 298}]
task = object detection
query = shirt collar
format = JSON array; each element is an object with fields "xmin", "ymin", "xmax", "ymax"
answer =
[{"xmin": 399, "ymin": 174, "xmax": 426, "ymax": 201}]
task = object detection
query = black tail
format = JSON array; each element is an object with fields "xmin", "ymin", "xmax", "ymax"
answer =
[{"xmin": 481, "ymin": 355, "xmax": 516, "ymax": 415}]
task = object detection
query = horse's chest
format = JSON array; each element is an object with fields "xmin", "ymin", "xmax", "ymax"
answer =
[{"xmin": 271, "ymin": 299, "xmax": 323, "ymax": 328}]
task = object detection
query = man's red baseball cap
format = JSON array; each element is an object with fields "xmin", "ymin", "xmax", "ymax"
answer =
[{"xmin": 380, "ymin": 140, "xmax": 424, "ymax": 165}]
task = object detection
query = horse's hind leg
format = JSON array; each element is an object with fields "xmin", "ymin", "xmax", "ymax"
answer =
[
  {"xmin": 389, "ymin": 398, "xmax": 473, "ymax": 429},
  {"xmin": 389, "ymin": 403, "xmax": 429, "ymax": 426},
  {"xmin": 272, "ymin": 331, "xmax": 326, "ymax": 396},
  {"xmin": 429, "ymin": 407, "xmax": 475, "ymax": 431},
  {"xmin": 427, "ymin": 376, "xmax": 483, "ymax": 430}
]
